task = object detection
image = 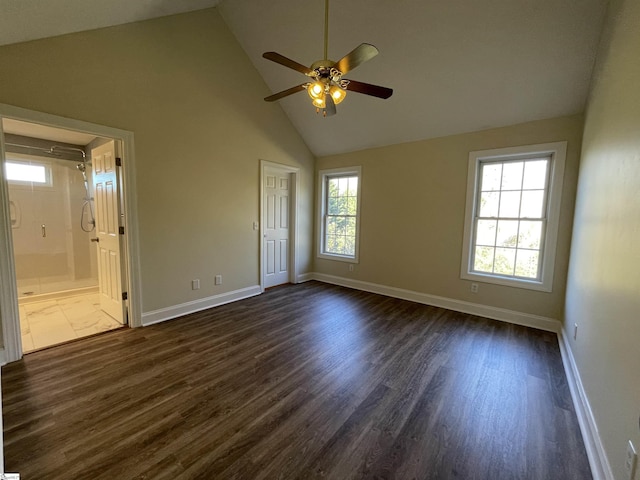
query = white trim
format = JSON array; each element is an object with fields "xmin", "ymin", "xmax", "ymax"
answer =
[
  {"xmin": 310, "ymin": 272, "xmax": 560, "ymax": 332},
  {"xmin": 260, "ymin": 160, "xmax": 300, "ymax": 290},
  {"xmin": 0, "ymin": 118, "xmax": 22, "ymax": 363},
  {"xmin": 461, "ymin": 142, "xmax": 567, "ymax": 292},
  {"xmin": 317, "ymin": 166, "xmax": 362, "ymax": 263},
  {"xmin": 0, "ymin": 348, "xmax": 6, "ymax": 367},
  {"xmin": 297, "ymin": 272, "xmax": 314, "ymax": 283},
  {"xmin": 141, "ymin": 285, "xmax": 262, "ymax": 326},
  {"xmin": 558, "ymin": 330, "xmax": 614, "ymax": 480},
  {"xmin": 0, "ymin": 103, "xmax": 143, "ymax": 364},
  {"xmin": 0, "ymin": 367, "xmax": 3, "ymax": 474}
]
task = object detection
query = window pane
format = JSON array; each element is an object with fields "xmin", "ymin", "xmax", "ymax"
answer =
[
  {"xmin": 498, "ymin": 191, "xmax": 521, "ymax": 217},
  {"xmin": 520, "ymin": 190, "xmax": 544, "ymax": 218},
  {"xmin": 338, "ymin": 177, "xmax": 349, "ymax": 195},
  {"xmin": 496, "ymin": 220, "xmax": 519, "ymax": 247},
  {"xmin": 331, "ymin": 216, "xmax": 343, "ymax": 236},
  {"xmin": 347, "ymin": 177, "xmax": 358, "ymax": 196},
  {"xmin": 326, "ymin": 216, "xmax": 337, "ymax": 234},
  {"xmin": 326, "ymin": 235, "xmax": 338, "ymax": 253},
  {"xmin": 501, "ymin": 162, "xmax": 523, "ymax": 190},
  {"xmin": 518, "ymin": 221, "xmax": 543, "ymax": 249},
  {"xmin": 479, "ymin": 191, "xmax": 499, "ymax": 217},
  {"xmin": 476, "ymin": 219, "xmax": 497, "ymax": 246},
  {"xmin": 474, "ymin": 246, "xmax": 495, "ymax": 272},
  {"xmin": 328, "ymin": 178, "xmax": 339, "ymax": 196},
  {"xmin": 328, "ymin": 196, "xmax": 339, "ymax": 215},
  {"xmin": 338, "ymin": 197, "xmax": 348, "ymax": 215},
  {"xmin": 522, "ymin": 160, "xmax": 548, "ymax": 189},
  {"xmin": 481, "ymin": 163, "xmax": 502, "ymax": 191},
  {"xmin": 346, "ymin": 217, "xmax": 356, "ymax": 237},
  {"xmin": 494, "ymin": 248, "xmax": 516, "ymax": 275},
  {"xmin": 347, "ymin": 197, "xmax": 357, "ymax": 215},
  {"xmin": 515, "ymin": 249, "xmax": 540, "ymax": 278},
  {"xmin": 5, "ymin": 162, "xmax": 47, "ymax": 183},
  {"xmin": 345, "ymin": 236, "xmax": 355, "ymax": 256}
]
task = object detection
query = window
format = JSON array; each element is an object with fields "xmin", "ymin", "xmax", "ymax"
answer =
[
  {"xmin": 4, "ymin": 160, "xmax": 52, "ymax": 186},
  {"xmin": 318, "ymin": 166, "xmax": 361, "ymax": 262},
  {"xmin": 461, "ymin": 142, "xmax": 566, "ymax": 291}
]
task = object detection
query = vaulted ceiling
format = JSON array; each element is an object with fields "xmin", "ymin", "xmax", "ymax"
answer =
[{"xmin": 0, "ymin": 0, "xmax": 608, "ymax": 157}]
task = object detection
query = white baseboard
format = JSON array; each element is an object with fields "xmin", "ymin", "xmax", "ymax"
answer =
[
  {"xmin": 0, "ymin": 348, "xmax": 5, "ymax": 367},
  {"xmin": 311, "ymin": 273, "xmax": 561, "ymax": 332},
  {"xmin": 558, "ymin": 330, "xmax": 613, "ymax": 480},
  {"xmin": 141, "ymin": 285, "xmax": 262, "ymax": 326},
  {"xmin": 296, "ymin": 272, "xmax": 314, "ymax": 283}
]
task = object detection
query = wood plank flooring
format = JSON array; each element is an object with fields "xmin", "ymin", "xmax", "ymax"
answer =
[{"xmin": 1, "ymin": 281, "xmax": 592, "ymax": 479}]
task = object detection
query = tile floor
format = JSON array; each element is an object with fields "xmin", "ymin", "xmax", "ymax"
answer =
[{"xmin": 19, "ymin": 292, "xmax": 124, "ymax": 353}]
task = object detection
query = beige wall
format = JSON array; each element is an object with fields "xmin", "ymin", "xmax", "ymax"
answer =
[
  {"xmin": 316, "ymin": 115, "xmax": 584, "ymax": 320},
  {"xmin": 565, "ymin": 0, "xmax": 640, "ymax": 477},
  {"xmin": 0, "ymin": 8, "xmax": 314, "ymax": 313}
]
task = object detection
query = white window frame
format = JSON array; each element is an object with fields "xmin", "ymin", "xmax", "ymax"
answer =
[
  {"xmin": 461, "ymin": 142, "xmax": 566, "ymax": 292},
  {"xmin": 317, "ymin": 166, "xmax": 362, "ymax": 263}
]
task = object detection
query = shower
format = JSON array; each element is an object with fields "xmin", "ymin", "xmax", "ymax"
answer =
[
  {"xmin": 75, "ymin": 161, "xmax": 96, "ymax": 232},
  {"xmin": 4, "ymin": 141, "xmax": 96, "ymax": 232}
]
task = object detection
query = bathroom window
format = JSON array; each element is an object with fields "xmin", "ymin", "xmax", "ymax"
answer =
[{"xmin": 5, "ymin": 160, "xmax": 52, "ymax": 186}]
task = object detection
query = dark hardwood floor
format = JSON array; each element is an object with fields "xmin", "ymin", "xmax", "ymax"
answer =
[{"xmin": 2, "ymin": 281, "xmax": 591, "ymax": 479}]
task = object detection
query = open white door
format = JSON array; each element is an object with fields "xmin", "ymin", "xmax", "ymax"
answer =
[
  {"xmin": 263, "ymin": 167, "xmax": 291, "ymax": 288},
  {"xmin": 92, "ymin": 140, "xmax": 124, "ymax": 323}
]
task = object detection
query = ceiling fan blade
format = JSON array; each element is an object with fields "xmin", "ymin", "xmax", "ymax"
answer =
[
  {"xmin": 345, "ymin": 79, "xmax": 393, "ymax": 99},
  {"xmin": 264, "ymin": 84, "xmax": 307, "ymax": 102},
  {"xmin": 263, "ymin": 52, "xmax": 313, "ymax": 75},
  {"xmin": 334, "ymin": 43, "xmax": 379, "ymax": 75},
  {"xmin": 324, "ymin": 94, "xmax": 337, "ymax": 116}
]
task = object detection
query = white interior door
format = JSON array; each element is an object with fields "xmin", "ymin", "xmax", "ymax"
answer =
[
  {"xmin": 263, "ymin": 167, "xmax": 291, "ymax": 288},
  {"xmin": 92, "ymin": 140, "xmax": 124, "ymax": 323}
]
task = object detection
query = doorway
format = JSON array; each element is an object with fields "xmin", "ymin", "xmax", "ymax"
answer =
[
  {"xmin": 0, "ymin": 104, "xmax": 142, "ymax": 362},
  {"xmin": 260, "ymin": 161, "xmax": 299, "ymax": 290}
]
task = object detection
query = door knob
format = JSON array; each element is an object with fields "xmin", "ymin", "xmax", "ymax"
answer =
[{"xmin": 91, "ymin": 237, "xmax": 100, "ymax": 243}]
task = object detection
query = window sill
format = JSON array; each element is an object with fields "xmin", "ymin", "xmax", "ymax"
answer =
[
  {"xmin": 461, "ymin": 271, "xmax": 552, "ymax": 292},
  {"xmin": 317, "ymin": 252, "xmax": 358, "ymax": 264}
]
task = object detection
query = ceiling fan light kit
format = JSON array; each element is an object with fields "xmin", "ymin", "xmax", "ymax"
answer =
[{"xmin": 262, "ymin": 0, "xmax": 393, "ymax": 117}]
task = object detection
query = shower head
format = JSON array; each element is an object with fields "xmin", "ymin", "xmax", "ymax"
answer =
[{"xmin": 76, "ymin": 163, "xmax": 86, "ymax": 173}]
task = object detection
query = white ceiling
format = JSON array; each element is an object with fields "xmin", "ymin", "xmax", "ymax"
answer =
[
  {"xmin": 2, "ymin": 119, "xmax": 97, "ymax": 146},
  {"xmin": 0, "ymin": 0, "xmax": 221, "ymax": 46},
  {"xmin": 0, "ymin": 0, "xmax": 608, "ymax": 157}
]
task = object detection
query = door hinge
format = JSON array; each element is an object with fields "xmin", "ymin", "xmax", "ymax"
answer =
[
  {"xmin": 122, "ymin": 292, "xmax": 128, "ymax": 301},
  {"xmin": 119, "ymin": 226, "xmax": 125, "ymax": 235},
  {"xmin": 116, "ymin": 157, "xmax": 122, "ymax": 167}
]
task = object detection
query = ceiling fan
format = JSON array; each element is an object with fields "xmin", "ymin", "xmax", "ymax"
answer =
[{"xmin": 262, "ymin": 0, "xmax": 393, "ymax": 117}]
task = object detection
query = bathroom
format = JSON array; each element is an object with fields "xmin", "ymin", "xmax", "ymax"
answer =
[{"xmin": 3, "ymin": 118, "xmax": 125, "ymax": 352}]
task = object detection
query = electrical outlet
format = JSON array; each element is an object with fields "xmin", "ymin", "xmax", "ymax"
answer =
[
  {"xmin": 215, "ymin": 275, "xmax": 222, "ymax": 285},
  {"xmin": 626, "ymin": 440, "xmax": 637, "ymax": 480},
  {"xmin": 191, "ymin": 279, "xmax": 200, "ymax": 290},
  {"xmin": 348, "ymin": 264, "xmax": 354, "ymax": 272},
  {"xmin": 470, "ymin": 283, "xmax": 479, "ymax": 293},
  {"xmin": 574, "ymin": 323, "xmax": 578, "ymax": 340}
]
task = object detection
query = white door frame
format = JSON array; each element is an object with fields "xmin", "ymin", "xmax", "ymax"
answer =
[
  {"xmin": 260, "ymin": 160, "xmax": 299, "ymax": 291},
  {"xmin": 0, "ymin": 103, "xmax": 143, "ymax": 364}
]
